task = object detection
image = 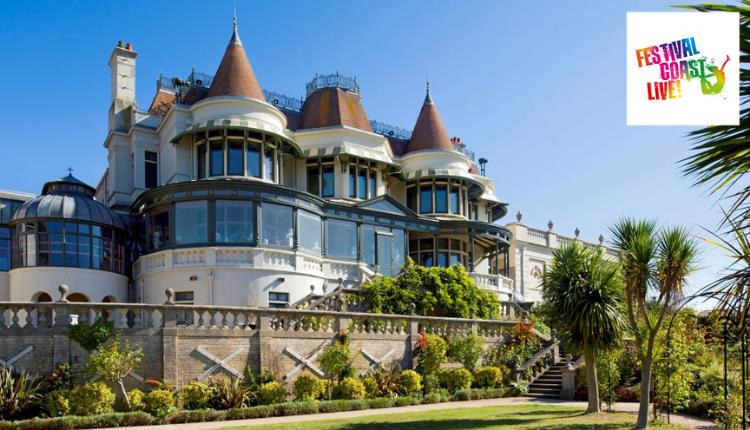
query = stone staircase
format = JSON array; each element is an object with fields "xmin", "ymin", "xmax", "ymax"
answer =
[{"xmin": 527, "ymin": 357, "xmax": 572, "ymax": 398}]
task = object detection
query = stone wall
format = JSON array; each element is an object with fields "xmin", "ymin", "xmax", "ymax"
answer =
[{"xmin": 0, "ymin": 292, "xmax": 537, "ymax": 390}]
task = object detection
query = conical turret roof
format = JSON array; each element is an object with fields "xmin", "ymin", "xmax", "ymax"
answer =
[
  {"xmin": 207, "ymin": 18, "xmax": 265, "ymax": 101},
  {"xmin": 405, "ymin": 83, "xmax": 453, "ymax": 153}
]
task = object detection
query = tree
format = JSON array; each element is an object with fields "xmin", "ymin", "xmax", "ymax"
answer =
[
  {"xmin": 610, "ymin": 219, "xmax": 698, "ymax": 428},
  {"xmin": 85, "ymin": 333, "xmax": 144, "ymax": 410},
  {"xmin": 361, "ymin": 259, "xmax": 500, "ymax": 319},
  {"xmin": 680, "ymin": 2, "xmax": 750, "ymax": 231},
  {"xmin": 542, "ymin": 241, "xmax": 625, "ymax": 413}
]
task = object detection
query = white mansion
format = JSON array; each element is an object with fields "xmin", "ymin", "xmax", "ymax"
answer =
[{"xmin": 0, "ymin": 21, "xmax": 613, "ymax": 309}]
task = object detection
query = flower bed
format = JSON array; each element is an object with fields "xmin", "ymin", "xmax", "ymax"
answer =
[{"xmin": 0, "ymin": 388, "xmax": 509, "ymax": 430}]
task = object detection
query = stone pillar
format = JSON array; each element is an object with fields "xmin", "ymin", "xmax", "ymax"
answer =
[
  {"xmin": 560, "ymin": 364, "xmax": 576, "ymax": 400},
  {"xmin": 162, "ymin": 289, "xmax": 179, "ymax": 385},
  {"xmin": 407, "ymin": 308, "xmax": 420, "ymax": 368},
  {"xmin": 257, "ymin": 311, "xmax": 273, "ymax": 374}
]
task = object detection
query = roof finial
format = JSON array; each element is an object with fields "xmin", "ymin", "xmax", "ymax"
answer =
[
  {"xmin": 425, "ymin": 74, "xmax": 433, "ymax": 104},
  {"xmin": 67, "ymin": 166, "xmax": 74, "ymax": 176},
  {"xmin": 230, "ymin": 0, "xmax": 242, "ymax": 45}
]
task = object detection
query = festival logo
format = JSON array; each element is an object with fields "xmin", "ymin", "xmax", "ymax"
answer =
[{"xmin": 626, "ymin": 12, "xmax": 739, "ymax": 125}]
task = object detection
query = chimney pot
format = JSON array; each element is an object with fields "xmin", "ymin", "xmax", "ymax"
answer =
[{"xmin": 126, "ymin": 42, "xmax": 133, "ymax": 51}]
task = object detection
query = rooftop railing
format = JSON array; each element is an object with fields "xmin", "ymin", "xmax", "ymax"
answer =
[
  {"xmin": 370, "ymin": 120, "xmax": 412, "ymax": 140},
  {"xmin": 263, "ymin": 90, "xmax": 303, "ymax": 112},
  {"xmin": 305, "ymin": 73, "xmax": 360, "ymax": 97}
]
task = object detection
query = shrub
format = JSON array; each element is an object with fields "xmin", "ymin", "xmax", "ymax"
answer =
[
  {"xmin": 447, "ymin": 332, "xmax": 486, "ymax": 371},
  {"xmin": 42, "ymin": 390, "xmax": 69, "ymax": 417},
  {"xmin": 366, "ymin": 397, "xmax": 395, "ymax": 409},
  {"xmin": 293, "ymin": 376, "xmax": 325, "ymax": 401},
  {"xmin": 67, "ymin": 319, "xmax": 114, "ymax": 353},
  {"xmin": 318, "ymin": 399, "xmax": 354, "ymax": 413},
  {"xmin": 394, "ymin": 396, "xmax": 416, "ymax": 407},
  {"xmin": 416, "ymin": 334, "xmax": 447, "ymax": 375},
  {"xmin": 68, "ymin": 382, "xmax": 115, "ymax": 416},
  {"xmin": 127, "ymin": 388, "xmax": 144, "ymax": 412},
  {"xmin": 473, "ymin": 366, "xmax": 504, "ymax": 388},
  {"xmin": 208, "ymin": 376, "xmax": 248, "ymax": 410},
  {"xmin": 333, "ymin": 377, "xmax": 365, "ymax": 400},
  {"xmin": 319, "ymin": 341, "xmax": 352, "ymax": 383},
  {"xmin": 423, "ymin": 374, "xmax": 441, "ymax": 394},
  {"xmin": 257, "ymin": 381, "xmax": 287, "ymax": 405},
  {"xmin": 164, "ymin": 409, "xmax": 226, "ymax": 424},
  {"xmin": 361, "ymin": 376, "xmax": 378, "ymax": 399},
  {"xmin": 180, "ymin": 382, "xmax": 212, "ymax": 410},
  {"xmin": 277, "ymin": 401, "xmax": 319, "ymax": 416},
  {"xmin": 422, "ymin": 391, "xmax": 449, "ymax": 404},
  {"xmin": 438, "ymin": 368, "xmax": 473, "ymax": 393},
  {"xmin": 142, "ymin": 388, "xmax": 175, "ymax": 418},
  {"xmin": 0, "ymin": 368, "xmax": 42, "ymax": 420},
  {"xmin": 399, "ymin": 370, "xmax": 422, "ymax": 396},
  {"xmin": 509, "ymin": 380, "xmax": 529, "ymax": 396},
  {"xmin": 370, "ymin": 363, "xmax": 402, "ymax": 398},
  {"xmin": 225, "ymin": 405, "xmax": 276, "ymax": 420}
]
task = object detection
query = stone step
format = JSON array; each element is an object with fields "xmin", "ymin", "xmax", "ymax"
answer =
[
  {"xmin": 527, "ymin": 391, "xmax": 559, "ymax": 398},
  {"xmin": 530, "ymin": 381, "xmax": 561, "ymax": 388}
]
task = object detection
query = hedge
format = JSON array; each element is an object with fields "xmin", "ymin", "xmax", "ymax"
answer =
[
  {"xmin": 0, "ymin": 412, "xmax": 153, "ymax": 430},
  {"xmin": 0, "ymin": 388, "xmax": 510, "ymax": 430}
]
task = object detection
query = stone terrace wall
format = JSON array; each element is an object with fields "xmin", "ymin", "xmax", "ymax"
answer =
[{"xmin": 0, "ymin": 295, "xmax": 533, "ymax": 390}]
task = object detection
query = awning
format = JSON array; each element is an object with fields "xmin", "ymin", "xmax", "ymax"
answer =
[
  {"xmin": 170, "ymin": 118, "xmax": 302, "ymax": 156},
  {"xmin": 302, "ymin": 145, "xmax": 397, "ymax": 166}
]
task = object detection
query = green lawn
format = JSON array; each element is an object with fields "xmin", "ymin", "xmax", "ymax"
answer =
[{"xmin": 224, "ymin": 404, "xmax": 688, "ymax": 430}]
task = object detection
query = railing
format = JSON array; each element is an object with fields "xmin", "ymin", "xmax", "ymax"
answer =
[
  {"xmin": 0, "ymin": 290, "xmax": 528, "ymax": 334},
  {"xmin": 453, "ymin": 144, "xmax": 475, "ymax": 161},
  {"xmin": 514, "ymin": 337, "xmax": 560, "ymax": 383},
  {"xmin": 369, "ymin": 120, "xmax": 412, "ymax": 140},
  {"xmin": 263, "ymin": 90, "xmax": 303, "ymax": 112},
  {"xmin": 306, "ymin": 73, "xmax": 360, "ymax": 97},
  {"xmin": 135, "ymin": 247, "xmax": 350, "ymax": 281},
  {"xmin": 471, "ymin": 272, "xmax": 514, "ymax": 294}
]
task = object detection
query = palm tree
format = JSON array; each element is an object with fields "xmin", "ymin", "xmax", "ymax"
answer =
[
  {"xmin": 542, "ymin": 241, "xmax": 624, "ymax": 413},
  {"xmin": 680, "ymin": 2, "xmax": 750, "ymax": 228},
  {"xmin": 610, "ymin": 219, "xmax": 698, "ymax": 429}
]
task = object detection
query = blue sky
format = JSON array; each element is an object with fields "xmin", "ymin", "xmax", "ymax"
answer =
[{"xmin": 0, "ymin": 1, "xmax": 731, "ymax": 300}]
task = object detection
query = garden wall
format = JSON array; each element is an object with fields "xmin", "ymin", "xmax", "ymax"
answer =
[{"xmin": 0, "ymin": 290, "xmax": 523, "ymax": 391}]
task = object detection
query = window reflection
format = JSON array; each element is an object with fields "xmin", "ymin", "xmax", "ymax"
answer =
[
  {"xmin": 210, "ymin": 143, "xmax": 224, "ymax": 176},
  {"xmin": 262, "ymin": 203, "xmax": 293, "ymax": 248},
  {"xmin": 227, "ymin": 141, "xmax": 244, "ymax": 176},
  {"xmin": 175, "ymin": 201, "xmax": 208, "ymax": 245},
  {"xmin": 215, "ymin": 200, "xmax": 254, "ymax": 243},
  {"xmin": 298, "ymin": 210, "xmax": 322, "ymax": 255},
  {"xmin": 362, "ymin": 224, "xmax": 375, "ymax": 265},
  {"xmin": 327, "ymin": 219, "xmax": 356, "ymax": 260},
  {"xmin": 419, "ymin": 186, "xmax": 432, "ymax": 214},
  {"xmin": 435, "ymin": 185, "xmax": 447, "ymax": 213},
  {"xmin": 247, "ymin": 143, "xmax": 261, "ymax": 178},
  {"xmin": 264, "ymin": 146, "xmax": 275, "ymax": 181}
]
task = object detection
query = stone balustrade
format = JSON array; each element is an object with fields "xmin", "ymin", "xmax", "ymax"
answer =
[
  {"xmin": 134, "ymin": 247, "xmax": 356, "ymax": 282},
  {"xmin": 0, "ymin": 288, "xmax": 536, "ymax": 390}
]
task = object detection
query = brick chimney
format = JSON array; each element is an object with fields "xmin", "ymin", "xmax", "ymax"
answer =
[{"xmin": 108, "ymin": 41, "xmax": 138, "ymax": 132}]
